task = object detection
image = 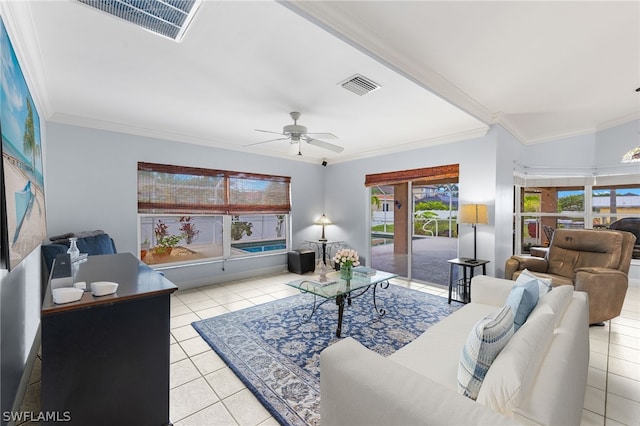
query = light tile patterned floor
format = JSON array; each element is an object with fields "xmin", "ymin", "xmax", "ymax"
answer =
[
  {"xmin": 169, "ymin": 273, "xmax": 640, "ymax": 425},
  {"xmin": 18, "ymin": 273, "xmax": 640, "ymax": 425}
]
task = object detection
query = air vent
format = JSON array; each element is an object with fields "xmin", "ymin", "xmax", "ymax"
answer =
[
  {"xmin": 78, "ymin": 0, "xmax": 201, "ymax": 42},
  {"xmin": 340, "ymin": 74, "xmax": 381, "ymax": 96}
]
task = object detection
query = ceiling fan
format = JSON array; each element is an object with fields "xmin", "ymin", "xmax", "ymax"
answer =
[{"xmin": 248, "ymin": 112, "xmax": 344, "ymax": 154}]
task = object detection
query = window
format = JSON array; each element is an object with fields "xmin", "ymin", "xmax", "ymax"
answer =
[
  {"xmin": 592, "ymin": 184, "xmax": 640, "ymax": 226},
  {"xmin": 140, "ymin": 215, "xmax": 224, "ymax": 265},
  {"xmin": 138, "ymin": 162, "xmax": 291, "ymax": 266},
  {"xmin": 230, "ymin": 215, "xmax": 287, "ymax": 255},
  {"xmin": 515, "ymin": 182, "xmax": 639, "ymax": 259}
]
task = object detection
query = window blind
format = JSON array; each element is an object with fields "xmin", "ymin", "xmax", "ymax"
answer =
[
  {"xmin": 228, "ymin": 175, "xmax": 291, "ymax": 213},
  {"xmin": 138, "ymin": 162, "xmax": 291, "ymax": 214}
]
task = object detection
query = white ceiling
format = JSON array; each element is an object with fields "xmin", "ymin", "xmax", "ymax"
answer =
[{"xmin": 4, "ymin": 1, "xmax": 639, "ymax": 164}]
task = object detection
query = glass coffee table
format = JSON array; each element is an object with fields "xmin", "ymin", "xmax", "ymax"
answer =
[{"xmin": 286, "ymin": 270, "xmax": 398, "ymax": 337}]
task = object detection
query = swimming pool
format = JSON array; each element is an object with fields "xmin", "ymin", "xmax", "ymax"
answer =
[{"xmin": 232, "ymin": 240, "xmax": 287, "ymax": 253}]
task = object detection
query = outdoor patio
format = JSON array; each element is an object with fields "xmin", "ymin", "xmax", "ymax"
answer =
[{"xmin": 371, "ymin": 235, "xmax": 459, "ymax": 287}]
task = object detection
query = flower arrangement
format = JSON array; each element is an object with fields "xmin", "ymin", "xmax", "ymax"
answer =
[
  {"xmin": 333, "ymin": 248, "xmax": 360, "ymax": 268},
  {"xmin": 179, "ymin": 216, "xmax": 199, "ymax": 244}
]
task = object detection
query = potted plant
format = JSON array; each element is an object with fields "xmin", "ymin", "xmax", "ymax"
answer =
[
  {"xmin": 231, "ymin": 216, "xmax": 253, "ymax": 241},
  {"xmin": 154, "ymin": 234, "xmax": 183, "ymax": 255}
]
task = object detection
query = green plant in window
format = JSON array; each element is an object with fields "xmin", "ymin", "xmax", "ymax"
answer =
[
  {"xmin": 154, "ymin": 234, "xmax": 184, "ymax": 255},
  {"xmin": 415, "ymin": 201, "xmax": 448, "ymax": 211},
  {"xmin": 523, "ymin": 195, "xmax": 541, "ymax": 213},
  {"xmin": 231, "ymin": 216, "xmax": 253, "ymax": 241},
  {"xmin": 558, "ymin": 194, "xmax": 584, "ymax": 212}
]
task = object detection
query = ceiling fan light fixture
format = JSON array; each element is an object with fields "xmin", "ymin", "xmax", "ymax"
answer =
[
  {"xmin": 289, "ymin": 141, "xmax": 301, "ymax": 156},
  {"xmin": 249, "ymin": 111, "xmax": 343, "ymax": 154}
]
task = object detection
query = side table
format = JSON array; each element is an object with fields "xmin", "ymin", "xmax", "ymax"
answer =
[
  {"xmin": 302, "ymin": 240, "xmax": 345, "ymax": 265},
  {"xmin": 447, "ymin": 257, "xmax": 490, "ymax": 304}
]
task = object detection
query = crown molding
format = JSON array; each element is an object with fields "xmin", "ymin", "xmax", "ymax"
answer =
[
  {"xmin": 497, "ymin": 111, "xmax": 639, "ymax": 146},
  {"xmin": 328, "ymin": 126, "xmax": 490, "ymax": 165},
  {"xmin": 596, "ymin": 112, "xmax": 640, "ymax": 133}
]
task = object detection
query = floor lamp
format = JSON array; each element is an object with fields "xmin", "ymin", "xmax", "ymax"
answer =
[{"xmin": 459, "ymin": 204, "xmax": 489, "ymax": 262}]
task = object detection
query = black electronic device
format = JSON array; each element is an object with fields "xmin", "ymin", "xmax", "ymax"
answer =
[{"xmin": 51, "ymin": 254, "xmax": 72, "ymax": 279}]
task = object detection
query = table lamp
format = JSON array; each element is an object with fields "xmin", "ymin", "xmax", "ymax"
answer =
[
  {"xmin": 315, "ymin": 214, "xmax": 332, "ymax": 242},
  {"xmin": 459, "ymin": 204, "xmax": 489, "ymax": 262}
]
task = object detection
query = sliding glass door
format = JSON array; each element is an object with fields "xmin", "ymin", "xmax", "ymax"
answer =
[
  {"xmin": 370, "ymin": 184, "xmax": 407, "ymax": 277},
  {"xmin": 368, "ymin": 165, "xmax": 459, "ymax": 286},
  {"xmin": 410, "ymin": 183, "xmax": 458, "ymax": 286}
]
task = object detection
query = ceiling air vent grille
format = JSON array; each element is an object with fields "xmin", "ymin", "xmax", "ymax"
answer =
[
  {"xmin": 340, "ymin": 74, "xmax": 381, "ymax": 96},
  {"xmin": 78, "ymin": 0, "xmax": 201, "ymax": 42}
]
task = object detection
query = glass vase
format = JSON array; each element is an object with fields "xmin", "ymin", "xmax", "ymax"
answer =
[{"xmin": 340, "ymin": 264, "xmax": 353, "ymax": 281}]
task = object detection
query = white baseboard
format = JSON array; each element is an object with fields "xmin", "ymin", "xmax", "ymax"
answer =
[{"xmin": 172, "ymin": 264, "xmax": 288, "ymax": 290}]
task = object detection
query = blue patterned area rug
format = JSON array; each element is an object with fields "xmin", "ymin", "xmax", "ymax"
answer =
[{"xmin": 191, "ymin": 284, "xmax": 462, "ymax": 426}]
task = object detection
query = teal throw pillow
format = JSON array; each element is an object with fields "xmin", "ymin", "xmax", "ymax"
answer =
[
  {"xmin": 506, "ymin": 279, "xmax": 539, "ymax": 331},
  {"xmin": 516, "ymin": 268, "xmax": 552, "ymax": 297},
  {"xmin": 457, "ymin": 305, "xmax": 515, "ymax": 400}
]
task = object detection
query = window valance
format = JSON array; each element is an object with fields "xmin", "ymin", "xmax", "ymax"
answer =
[{"xmin": 364, "ymin": 164, "xmax": 459, "ymax": 187}]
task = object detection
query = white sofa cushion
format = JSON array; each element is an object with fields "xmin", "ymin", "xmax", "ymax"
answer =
[
  {"xmin": 320, "ymin": 337, "xmax": 516, "ymax": 426},
  {"xmin": 476, "ymin": 306, "xmax": 555, "ymax": 415},
  {"xmin": 389, "ymin": 303, "xmax": 497, "ymax": 391},
  {"xmin": 470, "ymin": 275, "xmax": 514, "ymax": 306},
  {"xmin": 457, "ymin": 305, "xmax": 515, "ymax": 400},
  {"xmin": 535, "ymin": 284, "xmax": 574, "ymax": 327},
  {"xmin": 512, "ymin": 294, "xmax": 589, "ymax": 426}
]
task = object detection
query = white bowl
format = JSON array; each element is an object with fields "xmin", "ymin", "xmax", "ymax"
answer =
[
  {"xmin": 52, "ymin": 287, "xmax": 84, "ymax": 304},
  {"xmin": 91, "ymin": 281, "xmax": 119, "ymax": 297}
]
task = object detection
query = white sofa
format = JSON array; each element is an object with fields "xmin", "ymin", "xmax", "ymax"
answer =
[{"xmin": 320, "ymin": 275, "xmax": 590, "ymax": 425}]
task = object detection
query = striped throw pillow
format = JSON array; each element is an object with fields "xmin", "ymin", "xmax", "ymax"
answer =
[{"xmin": 457, "ymin": 305, "xmax": 515, "ymax": 400}]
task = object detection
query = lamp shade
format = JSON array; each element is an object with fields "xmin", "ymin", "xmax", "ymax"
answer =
[
  {"xmin": 459, "ymin": 204, "xmax": 489, "ymax": 225},
  {"xmin": 315, "ymin": 214, "xmax": 332, "ymax": 226}
]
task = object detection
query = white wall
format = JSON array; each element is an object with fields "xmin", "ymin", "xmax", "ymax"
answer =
[
  {"xmin": 494, "ymin": 126, "xmax": 522, "ymax": 278},
  {"xmin": 595, "ymin": 120, "xmax": 640, "ymax": 168},
  {"xmin": 45, "ymin": 120, "xmax": 639, "ymax": 289},
  {"xmin": 45, "ymin": 123, "xmax": 326, "ymax": 288},
  {"xmin": 0, "ymin": 249, "xmax": 41, "ymax": 414},
  {"xmin": 521, "ymin": 132, "xmax": 596, "ymax": 170}
]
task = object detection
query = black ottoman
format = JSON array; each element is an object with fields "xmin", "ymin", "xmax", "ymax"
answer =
[{"xmin": 288, "ymin": 249, "xmax": 316, "ymax": 274}]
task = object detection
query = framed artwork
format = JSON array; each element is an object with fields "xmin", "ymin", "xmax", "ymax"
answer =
[{"xmin": 0, "ymin": 16, "xmax": 46, "ymax": 270}]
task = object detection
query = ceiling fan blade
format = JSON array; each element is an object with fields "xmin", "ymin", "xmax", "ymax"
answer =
[
  {"xmin": 305, "ymin": 137, "xmax": 344, "ymax": 153},
  {"xmin": 306, "ymin": 132, "xmax": 338, "ymax": 140},
  {"xmin": 244, "ymin": 137, "xmax": 289, "ymax": 147},
  {"xmin": 254, "ymin": 129, "xmax": 284, "ymax": 135}
]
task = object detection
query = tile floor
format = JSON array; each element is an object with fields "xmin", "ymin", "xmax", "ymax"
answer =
[{"xmin": 18, "ymin": 272, "xmax": 640, "ymax": 425}]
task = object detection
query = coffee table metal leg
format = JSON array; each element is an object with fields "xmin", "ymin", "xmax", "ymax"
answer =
[
  {"xmin": 373, "ymin": 281, "xmax": 389, "ymax": 316},
  {"xmin": 336, "ymin": 295, "xmax": 345, "ymax": 337}
]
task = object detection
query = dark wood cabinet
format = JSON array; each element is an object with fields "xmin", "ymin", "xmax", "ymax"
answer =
[{"xmin": 41, "ymin": 253, "xmax": 177, "ymax": 426}]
